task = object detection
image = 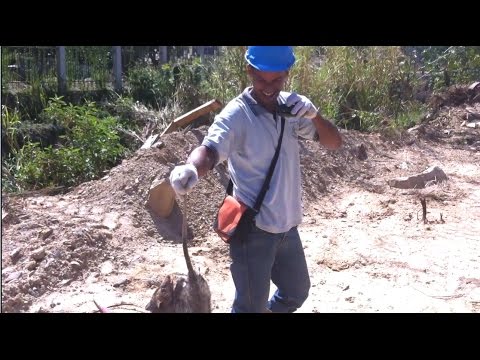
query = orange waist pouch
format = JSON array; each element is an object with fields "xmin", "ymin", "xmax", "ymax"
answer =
[{"xmin": 213, "ymin": 195, "xmax": 255, "ymax": 243}]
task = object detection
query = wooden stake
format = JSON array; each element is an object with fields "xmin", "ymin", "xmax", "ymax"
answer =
[{"xmin": 420, "ymin": 197, "xmax": 427, "ymax": 224}]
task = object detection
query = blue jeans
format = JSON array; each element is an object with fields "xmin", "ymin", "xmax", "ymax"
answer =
[{"xmin": 229, "ymin": 224, "xmax": 310, "ymax": 313}]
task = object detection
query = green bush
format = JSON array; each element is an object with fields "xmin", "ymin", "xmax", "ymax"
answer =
[
  {"xmin": 7, "ymin": 100, "xmax": 125, "ymax": 191},
  {"xmin": 126, "ymin": 63, "xmax": 175, "ymax": 109},
  {"xmin": 173, "ymin": 57, "xmax": 210, "ymax": 110},
  {"xmin": 419, "ymin": 46, "xmax": 480, "ymax": 89}
]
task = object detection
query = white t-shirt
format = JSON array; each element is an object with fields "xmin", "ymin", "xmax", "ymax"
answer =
[{"xmin": 202, "ymin": 87, "xmax": 318, "ymax": 234}]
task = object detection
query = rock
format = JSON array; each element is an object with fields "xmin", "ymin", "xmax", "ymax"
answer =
[
  {"xmin": 59, "ymin": 279, "xmax": 73, "ymax": 287},
  {"xmin": 2, "ymin": 210, "xmax": 10, "ymax": 222},
  {"xmin": 27, "ymin": 261, "xmax": 38, "ymax": 271},
  {"xmin": 10, "ymin": 247, "xmax": 23, "ymax": 263},
  {"xmin": 5, "ymin": 271, "xmax": 22, "ymax": 283},
  {"xmin": 70, "ymin": 260, "xmax": 83, "ymax": 270},
  {"xmin": 113, "ymin": 278, "xmax": 130, "ymax": 287},
  {"xmin": 31, "ymin": 247, "xmax": 46, "ymax": 261},
  {"xmin": 2, "ymin": 266, "xmax": 15, "ymax": 276},
  {"xmin": 468, "ymin": 81, "xmax": 480, "ymax": 91},
  {"xmin": 102, "ymin": 212, "xmax": 119, "ymax": 230},
  {"xmin": 152, "ymin": 141, "xmax": 165, "ymax": 149},
  {"xmin": 146, "ymin": 228, "xmax": 156, "ymax": 237},
  {"xmin": 388, "ymin": 166, "xmax": 448, "ymax": 189},
  {"xmin": 100, "ymin": 261, "xmax": 114, "ymax": 275},
  {"xmin": 408, "ymin": 124, "xmax": 426, "ymax": 134},
  {"xmin": 356, "ymin": 144, "xmax": 368, "ymax": 161},
  {"xmin": 39, "ymin": 228, "xmax": 53, "ymax": 240}
]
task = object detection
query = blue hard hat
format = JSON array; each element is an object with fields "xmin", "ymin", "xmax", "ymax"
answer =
[{"xmin": 245, "ymin": 46, "xmax": 296, "ymax": 72}]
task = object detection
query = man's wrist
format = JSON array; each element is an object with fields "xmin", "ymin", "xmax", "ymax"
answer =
[{"xmin": 185, "ymin": 163, "xmax": 198, "ymax": 175}]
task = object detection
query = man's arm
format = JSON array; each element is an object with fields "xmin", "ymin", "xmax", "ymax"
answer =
[
  {"xmin": 186, "ymin": 145, "xmax": 218, "ymax": 177},
  {"xmin": 284, "ymin": 92, "xmax": 342, "ymax": 150},
  {"xmin": 311, "ymin": 113, "xmax": 342, "ymax": 150}
]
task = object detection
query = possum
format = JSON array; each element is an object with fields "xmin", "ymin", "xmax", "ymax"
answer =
[{"xmin": 145, "ymin": 195, "xmax": 212, "ymax": 313}]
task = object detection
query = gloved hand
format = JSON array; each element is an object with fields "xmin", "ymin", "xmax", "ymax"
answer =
[
  {"xmin": 169, "ymin": 163, "xmax": 199, "ymax": 196},
  {"xmin": 285, "ymin": 93, "xmax": 318, "ymax": 119}
]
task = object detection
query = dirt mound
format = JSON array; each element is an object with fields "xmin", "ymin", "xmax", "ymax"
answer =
[
  {"xmin": 410, "ymin": 90, "xmax": 480, "ymax": 151},
  {"xmin": 428, "ymin": 83, "xmax": 480, "ymax": 110}
]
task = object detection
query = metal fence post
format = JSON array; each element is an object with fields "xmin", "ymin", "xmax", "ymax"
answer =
[
  {"xmin": 195, "ymin": 46, "xmax": 205, "ymax": 58},
  {"xmin": 56, "ymin": 46, "xmax": 67, "ymax": 94},
  {"xmin": 159, "ymin": 46, "xmax": 168, "ymax": 64},
  {"xmin": 113, "ymin": 46, "xmax": 122, "ymax": 91}
]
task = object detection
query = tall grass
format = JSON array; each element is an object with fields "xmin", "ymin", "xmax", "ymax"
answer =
[
  {"xmin": 2, "ymin": 105, "xmax": 24, "ymax": 192},
  {"xmin": 290, "ymin": 46, "xmax": 424, "ymax": 130},
  {"xmin": 287, "ymin": 46, "xmax": 322, "ymax": 95},
  {"xmin": 1, "ymin": 105, "xmax": 22, "ymax": 153},
  {"xmin": 201, "ymin": 46, "xmax": 248, "ymax": 105}
]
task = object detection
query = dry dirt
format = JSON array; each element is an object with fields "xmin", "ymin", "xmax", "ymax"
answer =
[{"xmin": 2, "ymin": 90, "xmax": 480, "ymax": 313}]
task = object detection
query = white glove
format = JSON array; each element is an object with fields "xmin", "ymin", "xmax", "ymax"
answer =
[
  {"xmin": 169, "ymin": 163, "xmax": 199, "ymax": 196},
  {"xmin": 285, "ymin": 93, "xmax": 318, "ymax": 119}
]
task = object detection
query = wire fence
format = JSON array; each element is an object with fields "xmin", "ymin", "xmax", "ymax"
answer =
[
  {"xmin": 1, "ymin": 46, "xmax": 220, "ymax": 92},
  {"xmin": 2, "ymin": 46, "xmax": 58, "ymax": 91},
  {"xmin": 65, "ymin": 46, "xmax": 112, "ymax": 91}
]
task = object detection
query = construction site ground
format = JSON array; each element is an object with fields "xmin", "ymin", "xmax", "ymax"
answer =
[{"xmin": 2, "ymin": 93, "xmax": 480, "ymax": 313}]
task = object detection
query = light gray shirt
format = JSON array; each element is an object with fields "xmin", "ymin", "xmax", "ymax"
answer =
[{"xmin": 202, "ymin": 87, "xmax": 318, "ymax": 234}]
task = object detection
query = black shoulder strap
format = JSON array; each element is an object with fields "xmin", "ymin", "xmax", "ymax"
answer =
[
  {"xmin": 226, "ymin": 177, "xmax": 234, "ymax": 196},
  {"xmin": 226, "ymin": 116, "xmax": 286, "ymax": 214}
]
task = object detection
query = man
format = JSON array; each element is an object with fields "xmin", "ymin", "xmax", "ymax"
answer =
[{"xmin": 169, "ymin": 46, "xmax": 342, "ymax": 313}]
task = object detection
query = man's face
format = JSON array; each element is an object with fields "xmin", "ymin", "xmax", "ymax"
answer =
[{"xmin": 247, "ymin": 66, "xmax": 289, "ymax": 110}]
